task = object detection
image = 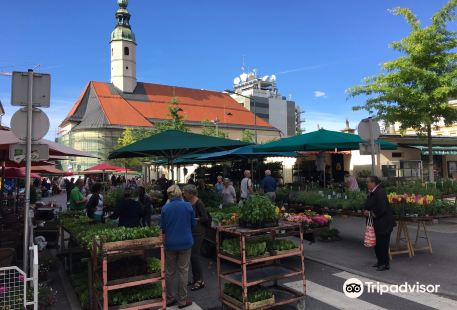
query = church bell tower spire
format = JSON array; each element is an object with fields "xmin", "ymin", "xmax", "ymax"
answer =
[{"xmin": 110, "ymin": 0, "xmax": 137, "ymax": 93}]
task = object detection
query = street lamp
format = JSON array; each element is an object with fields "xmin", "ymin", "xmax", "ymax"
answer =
[
  {"xmin": 212, "ymin": 116, "xmax": 220, "ymax": 136},
  {"xmin": 225, "ymin": 89, "xmax": 257, "ymax": 143}
]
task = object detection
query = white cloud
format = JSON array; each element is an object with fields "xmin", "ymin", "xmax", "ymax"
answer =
[{"xmin": 314, "ymin": 90, "xmax": 326, "ymax": 98}]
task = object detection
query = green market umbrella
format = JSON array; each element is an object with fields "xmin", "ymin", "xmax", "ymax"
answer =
[
  {"xmin": 109, "ymin": 130, "xmax": 249, "ymax": 160},
  {"xmin": 108, "ymin": 130, "xmax": 250, "ymax": 178},
  {"xmin": 254, "ymin": 129, "xmax": 397, "ymax": 152},
  {"xmin": 196, "ymin": 145, "xmax": 298, "ymax": 160}
]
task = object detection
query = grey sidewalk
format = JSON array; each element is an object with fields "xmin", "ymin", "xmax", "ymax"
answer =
[{"xmin": 303, "ymin": 216, "xmax": 457, "ymax": 298}]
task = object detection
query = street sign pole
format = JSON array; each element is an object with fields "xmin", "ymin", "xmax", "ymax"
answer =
[
  {"xmin": 23, "ymin": 69, "xmax": 34, "ymax": 274},
  {"xmin": 369, "ymin": 117, "xmax": 376, "ymax": 176}
]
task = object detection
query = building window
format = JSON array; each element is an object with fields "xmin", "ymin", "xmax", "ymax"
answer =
[
  {"xmin": 111, "ymin": 48, "xmax": 113, "ymax": 56},
  {"xmin": 448, "ymin": 161, "xmax": 457, "ymax": 178},
  {"xmin": 392, "ymin": 152, "xmax": 402, "ymax": 158},
  {"xmin": 124, "ymin": 47, "xmax": 129, "ymax": 56}
]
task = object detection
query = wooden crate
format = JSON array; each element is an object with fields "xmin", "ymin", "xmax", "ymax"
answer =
[
  {"xmin": 223, "ymin": 294, "xmax": 275, "ymax": 310},
  {"xmin": 101, "ymin": 237, "xmax": 161, "ymax": 253}
]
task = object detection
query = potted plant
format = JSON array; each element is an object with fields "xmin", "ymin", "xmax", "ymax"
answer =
[{"xmin": 238, "ymin": 195, "xmax": 279, "ymax": 228}]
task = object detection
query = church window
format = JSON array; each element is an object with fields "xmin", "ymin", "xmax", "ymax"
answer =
[{"xmin": 124, "ymin": 47, "xmax": 129, "ymax": 56}]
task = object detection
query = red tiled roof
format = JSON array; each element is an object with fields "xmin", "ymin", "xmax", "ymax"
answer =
[
  {"xmin": 65, "ymin": 81, "xmax": 276, "ymax": 129},
  {"xmin": 92, "ymin": 82, "xmax": 152, "ymax": 127}
]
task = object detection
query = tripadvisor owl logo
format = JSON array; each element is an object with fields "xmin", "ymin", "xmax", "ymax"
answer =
[{"xmin": 343, "ymin": 278, "xmax": 364, "ymax": 298}]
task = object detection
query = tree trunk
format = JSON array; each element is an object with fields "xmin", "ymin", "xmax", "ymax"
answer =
[{"xmin": 427, "ymin": 124, "xmax": 434, "ymax": 183}]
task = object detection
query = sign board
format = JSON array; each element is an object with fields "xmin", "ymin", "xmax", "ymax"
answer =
[
  {"xmin": 11, "ymin": 71, "xmax": 51, "ymax": 107},
  {"xmin": 9, "ymin": 144, "xmax": 49, "ymax": 163},
  {"xmin": 357, "ymin": 118, "xmax": 381, "ymax": 142},
  {"xmin": 359, "ymin": 143, "xmax": 380, "ymax": 155},
  {"xmin": 10, "ymin": 108, "xmax": 50, "ymax": 141}
]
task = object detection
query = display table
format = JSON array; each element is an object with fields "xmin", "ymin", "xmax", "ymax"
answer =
[{"xmin": 389, "ymin": 218, "xmax": 433, "ymax": 258}]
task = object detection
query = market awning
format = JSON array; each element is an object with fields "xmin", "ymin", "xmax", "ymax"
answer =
[
  {"xmin": 411, "ymin": 145, "xmax": 457, "ymax": 156},
  {"xmin": 0, "ymin": 128, "xmax": 97, "ymax": 160},
  {"xmin": 254, "ymin": 129, "xmax": 397, "ymax": 152}
]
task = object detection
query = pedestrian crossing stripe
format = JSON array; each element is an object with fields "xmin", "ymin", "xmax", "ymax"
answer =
[
  {"xmin": 285, "ymin": 280, "xmax": 388, "ymax": 310},
  {"xmin": 166, "ymin": 273, "xmax": 457, "ymax": 310},
  {"xmin": 167, "ymin": 303, "xmax": 203, "ymax": 310},
  {"xmin": 334, "ymin": 271, "xmax": 457, "ymax": 310}
]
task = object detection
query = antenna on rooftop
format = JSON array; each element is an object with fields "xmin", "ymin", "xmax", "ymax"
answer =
[{"xmin": 241, "ymin": 55, "xmax": 246, "ymax": 73}]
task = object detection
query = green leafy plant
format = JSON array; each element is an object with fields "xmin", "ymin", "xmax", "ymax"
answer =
[
  {"xmin": 105, "ymin": 188, "xmax": 126, "ymax": 210},
  {"xmin": 266, "ymin": 239, "xmax": 297, "ymax": 251},
  {"xmin": 238, "ymin": 195, "xmax": 278, "ymax": 226},
  {"xmin": 109, "ymin": 283, "xmax": 162, "ymax": 306},
  {"xmin": 224, "ymin": 283, "xmax": 273, "ymax": 303},
  {"xmin": 58, "ymin": 212, "xmax": 160, "ymax": 251},
  {"xmin": 222, "ymin": 238, "xmax": 267, "ymax": 257},
  {"xmin": 147, "ymin": 257, "xmax": 161, "ymax": 274}
]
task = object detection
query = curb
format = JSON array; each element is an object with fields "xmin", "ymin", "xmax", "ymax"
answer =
[
  {"xmin": 58, "ymin": 265, "xmax": 83, "ymax": 310},
  {"xmin": 304, "ymin": 254, "xmax": 457, "ymax": 300}
]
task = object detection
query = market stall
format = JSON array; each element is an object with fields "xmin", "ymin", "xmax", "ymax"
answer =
[
  {"xmin": 215, "ymin": 195, "xmax": 307, "ymax": 310},
  {"xmin": 57, "ymin": 212, "xmax": 165, "ymax": 309},
  {"xmin": 277, "ymin": 186, "xmax": 457, "ymax": 258}
]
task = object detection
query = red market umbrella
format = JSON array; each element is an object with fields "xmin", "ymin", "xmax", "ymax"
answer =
[
  {"xmin": 85, "ymin": 163, "xmax": 125, "ymax": 172},
  {"xmin": 114, "ymin": 167, "xmax": 136, "ymax": 173},
  {"xmin": 4, "ymin": 167, "xmax": 40, "ymax": 179},
  {"xmin": 30, "ymin": 165, "xmax": 66, "ymax": 175}
]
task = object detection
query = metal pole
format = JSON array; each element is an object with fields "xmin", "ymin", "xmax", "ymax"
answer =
[
  {"xmin": 368, "ymin": 117, "xmax": 376, "ymax": 176},
  {"xmin": 23, "ymin": 69, "xmax": 34, "ymax": 274}
]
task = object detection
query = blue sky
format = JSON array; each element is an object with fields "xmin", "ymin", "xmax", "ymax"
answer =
[{"xmin": 0, "ymin": 0, "xmax": 452, "ymax": 139}]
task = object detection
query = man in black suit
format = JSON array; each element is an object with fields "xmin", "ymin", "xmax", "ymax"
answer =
[{"xmin": 364, "ymin": 176, "xmax": 395, "ymax": 271}]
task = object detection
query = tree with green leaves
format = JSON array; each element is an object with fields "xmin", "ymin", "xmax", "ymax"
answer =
[
  {"xmin": 114, "ymin": 127, "xmax": 144, "ymax": 169},
  {"xmin": 200, "ymin": 119, "xmax": 228, "ymax": 138},
  {"xmin": 240, "ymin": 129, "xmax": 255, "ymax": 143},
  {"xmin": 348, "ymin": 0, "xmax": 457, "ymax": 182},
  {"xmin": 114, "ymin": 97, "xmax": 188, "ymax": 168},
  {"xmin": 153, "ymin": 97, "xmax": 188, "ymax": 134}
]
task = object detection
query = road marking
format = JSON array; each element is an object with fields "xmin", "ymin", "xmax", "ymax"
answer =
[
  {"xmin": 334, "ymin": 271, "xmax": 457, "ymax": 310},
  {"xmin": 168, "ymin": 302, "xmax": 203, "ymax": 310},
  {"xmin": 285, "ymin": 280, "xmax": 387, "ymax": 310}
]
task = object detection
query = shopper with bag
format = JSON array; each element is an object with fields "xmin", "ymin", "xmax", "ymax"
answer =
[{"xmin": 364, "ymin": 176, "xmax": 395, "ymax": 271}]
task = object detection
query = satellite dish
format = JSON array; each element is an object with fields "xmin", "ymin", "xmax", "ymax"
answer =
[
  {"xmin": 247, "ymin": 72, "xmax": 255, "ymax": 80},
  {"xmin": 233, "ymin": 77, "xmax": 241, "ymax": 85},
  {"xmin": 240, "ymin": 73, "xmax": 248, "ymax": 82},
  {"xmin": 270, "ymin": 75, "xmax": 277, "ymax": 82},
  {"xmin": 261, "ymin": 75, "xmax": 269, "ymax": 81}
]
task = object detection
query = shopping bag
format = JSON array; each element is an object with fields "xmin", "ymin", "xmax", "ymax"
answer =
[{"xmin": 364, "ymin": 214, "xmax": 376, "ymax": 247}]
